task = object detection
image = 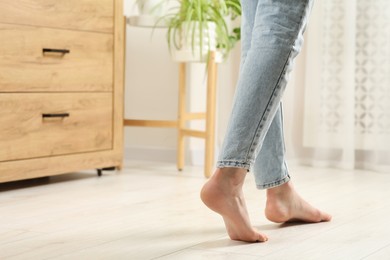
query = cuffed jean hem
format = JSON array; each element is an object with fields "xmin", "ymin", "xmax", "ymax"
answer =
[
  {"xmin": 256, "ymin": 174, "xmax": 291, "ymax": 190},
  {"xmin": 216, "ymin": 160, "xmax": 252, "ymax": 172}
]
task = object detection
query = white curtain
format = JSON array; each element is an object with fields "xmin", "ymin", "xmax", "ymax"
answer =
[{"xmin": 283, "ymin": 0, "xmax": 390, "ymax": 172}]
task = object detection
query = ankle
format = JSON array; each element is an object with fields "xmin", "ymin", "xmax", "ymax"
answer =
[
  {"xmin": 213, "ymin": 167, "xmax": 247, "ymax": 187},
  {"xmin": 266, "ymin": 181, "xmax": 294, "ymax": 199}
]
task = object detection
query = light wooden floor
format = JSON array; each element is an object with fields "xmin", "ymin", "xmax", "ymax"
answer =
[{"xmin": 1, "ymin": 160, "xmax": 390, "ymax": 260}]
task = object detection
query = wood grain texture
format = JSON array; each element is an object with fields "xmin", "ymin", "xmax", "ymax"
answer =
[
  {"xmin": 177, "ymin": 63, "xmax": 186, "ymax": 171},
  {"xmin": 0, "ymin": 0, "xmax": 124, "ymax": 183},
  {"xmin": 0, "ymin": 0, "xmax": 113, "ymax": 33},
  {"xmin": 124, "ymin": 119, "xmax": 178, "ymax": 128},
  {"xmin": 0, "ymin": 23, "xmax": 113, "ymax": 92},
  {"xmin": 0, "ymin": 151, "xmax": 121, "ymax": 183},
  {"xmin": 112, "ymin": 1, "xmax": 125, "ymax": 169},
  {"xmin": 205, "ymin": 51, "xmax": 217, "ymax": 178},
  {"xmin": 1, "ymin": 163, "xmax": 390, "ymax": 259},
  {"xmin": 0, "ymin": 93, "xmax": 113, "ymax": 162}
]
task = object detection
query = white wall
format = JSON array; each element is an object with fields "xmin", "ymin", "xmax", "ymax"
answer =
[{"xmin": 123, "ymin": 0, "xmax": 241, "ymax": 166}]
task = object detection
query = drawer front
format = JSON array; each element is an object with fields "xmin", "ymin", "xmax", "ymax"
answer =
[
  {"xmin": 0, "ymin": 93, "xmax": 113, "ymax": 162},
  {"xmin": 0, "ymin": 0, "xmax": 113, "ymax": 33},
  {"xmin": 0, "ymin": 24, "xmax": 113, "ymax": 92}
]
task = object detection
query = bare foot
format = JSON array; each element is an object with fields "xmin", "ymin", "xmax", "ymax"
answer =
[
  {"xmin": 200, "ymin": 168, "xmax": 268, "ymax": 243},
  {"xmin": 265, "ymin": 181, "xmax": 332, "ymax": 223}
]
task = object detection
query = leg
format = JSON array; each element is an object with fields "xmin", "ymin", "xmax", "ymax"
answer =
[
  {"xmin": 256, "ymin": 104, "xmax": 331, "ymax": 223},
  {"xmin": 238, "ymin": 0, "xmax": 290, "ymax": 190},
  {"xmin": 239, "ymin": 0, "xmax": 291, "ymax": 190},
  {"xmin": 177, "ymin": 63, "xmax": 186, "ymax": 171},
  {"xmin": 204, "ymin": 51, "xmax": 218, "ymax": 178},
  {"xmin": 253, "ymin": 103, "xmax": 290, "ymax": 189},
  {"xmin": 201, "ymin": 0, "xmax": 268, "ymax": 242},
  {"xmin": 217, "ymin": 0, "xmax": 314, "ymax": 170},
  {"xmin": 239, "ymin": 0, "xmax": 294, "ymax": 198},
  {"xmin": 201, "ymin": 0, "xmax": 330, "ymax": 243}
]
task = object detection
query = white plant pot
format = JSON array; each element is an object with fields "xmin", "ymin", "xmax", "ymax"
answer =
[
  {"xmin": 172, "ymin": 21, "xmax": 219, "ymax": 63},
  {"xmin": 136, "ymin": 0, "xmax": 167, "ymax": 17}
]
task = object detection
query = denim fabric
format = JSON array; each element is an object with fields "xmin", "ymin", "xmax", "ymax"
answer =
[{"xmin": 216, "ymin": 0, "xmax": 314, "ymax": 189}]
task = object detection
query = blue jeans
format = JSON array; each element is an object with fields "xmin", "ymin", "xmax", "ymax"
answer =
[{"xmin": 216, "ymin": 0, "xmax": 314, "ymax": 189}]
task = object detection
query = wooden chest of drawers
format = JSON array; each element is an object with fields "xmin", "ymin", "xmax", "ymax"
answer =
[{"xmin": 0, "ymin": 0, "xmax": 125, "ymax": 183}]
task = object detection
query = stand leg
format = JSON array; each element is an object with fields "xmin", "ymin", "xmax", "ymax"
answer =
[
  {"xmin": 177, "ymin": 62, "xmax": 186, "ymax": 171},
  {"xmin": 97, "ymin": 167, "xmax": 116, "ymax": 177},
  {"xmin": 204, "ymin": 51, "xmax": 217, "ymax": 178}
]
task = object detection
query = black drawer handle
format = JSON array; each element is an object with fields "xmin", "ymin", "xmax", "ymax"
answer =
[
  {"xmin": 42, "ymin": 113, "xmax": 70, "ymax": 118},
  {"xmin": 42, "ymin": 48, "xmax": 70, "ymax": 55}
]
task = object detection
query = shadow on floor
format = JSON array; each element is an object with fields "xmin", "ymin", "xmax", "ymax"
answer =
[{"xmin": 0, "ymin": 171, "xmax": 101, "ymax": 192}]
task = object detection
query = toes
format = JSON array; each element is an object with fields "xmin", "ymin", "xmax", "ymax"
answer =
[
  {"xmin": 311, "ymin": 209, "xmax": 324, "ymax": 222},
  {"xmin": 321, "ymin": 212, "xmax": 332, "ymax": 222},
  {"xmin": 229, "ymin": 230, "xmax": 268, "ymax": 243},
  {"xmin": 312, "ymin": 209, "xmax": 332, "ymax": 222},
  {"xmin": 255, "ymin": 232, "xmax": 268, "ymax": 242}
]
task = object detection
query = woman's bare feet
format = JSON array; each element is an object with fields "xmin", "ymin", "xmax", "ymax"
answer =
[
  {"xmin": 265, "ymin": 181, "xmax": 332, "ymax": 223},
  {"xmin": 200, "ymin": 168, "xmax": 268, "ymax": 243},
  {"xmin": 201, "ymin": 168, "xmax": 332, "ymax": 242}
]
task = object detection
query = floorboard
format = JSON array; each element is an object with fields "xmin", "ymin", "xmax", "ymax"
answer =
[{"xmin": 0, "ymin": 161, "xmax": 389, "ymax": 259}]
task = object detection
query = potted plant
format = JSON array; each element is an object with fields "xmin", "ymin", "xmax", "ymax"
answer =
[
  {"xmin": 135, "ymin": 0, "xmax": 169, "ymax": 17},
  {"xmin": 224, "ymin": 0, "xmax": 241, "ymax": 50},
  {"xmin": 128, "ymin": 0, "xmax": 171, "ymax": 27},
  {"xmin": 154, "ymin": 0, "xmax": 241, "ymax": 63}
]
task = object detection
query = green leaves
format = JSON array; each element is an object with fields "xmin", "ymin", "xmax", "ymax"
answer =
[{"xmin": 163, "ymin": 0, "xmax": 242, "ymax": 62}]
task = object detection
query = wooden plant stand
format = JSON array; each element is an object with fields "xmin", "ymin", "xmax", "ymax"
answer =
[{"xmin": 124, "ymin": 51, "xmax": 218, "ymax": 178}]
